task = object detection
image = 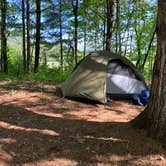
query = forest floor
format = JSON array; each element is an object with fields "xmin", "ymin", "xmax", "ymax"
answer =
[{"xmin": 0, "ymin": 81, "xmax": 166, "ymax": 166}]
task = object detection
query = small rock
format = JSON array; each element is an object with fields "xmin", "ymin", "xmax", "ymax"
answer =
[{"xmin": 159, "ymin": 156, "xmax": 165, "ymax": 161}]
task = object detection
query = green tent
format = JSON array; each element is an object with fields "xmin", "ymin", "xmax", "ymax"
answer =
[{"xmin": 61, "ymin": 51, "xmax": 147, "ymax": 103}]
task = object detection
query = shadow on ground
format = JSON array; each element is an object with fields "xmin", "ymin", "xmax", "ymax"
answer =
[
  {"xmin": 0, "ymin": 103, "xmax": 165, "ymax": 165},
  {"xmin": 0, "ymin": 81, "xmax": 165, "ymax": 165}
]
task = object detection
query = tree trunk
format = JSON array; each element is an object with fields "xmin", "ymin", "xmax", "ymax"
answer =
[
  {"xmin": 103, "ymin": 19, "xmax": 106, "ymax": 51},
  {"xmin": 115, "ymin": 0, "xmax": 120, "ymax": 53},
  {"xmin": 124, "ymin": 29, "xmax": 130, "ymax": 57},
  {"xmin": 130, "ymin": 31, "xmax": 133, "ymax": 57},
  {"xmin": 131, "ymin": 0, "xmax": 166, "ymax": 146},
  {"xmin": 106, "ymin": 0, "xmax": 114, "ymax": 51},
  {"xmin": 44, "ymin": 51, "xmax": 47, "ymax": 66},
  {"xmin": 1, "ymin": 0, "xmax": 8, "ymax": 73},
  {"xmin": 135, "ymin": 26, "xmax": 142, "ymax": 68},
  {"xmin": 34, "ymin": 0, "xmax": 41, "ymax": 73},
  {"xmin": 94, "ymin": 23, "xmax": 99, "ymax": 50},
  {"xmin": 26, "ymin": 0, "xmax": 30, "ymax": 73},
  {"xmin": 72, "ymin": 0, "xmax": 78, "ymax": 65},
  {"xmin": 141, "ymin": 28, "xmax": 156, "ymax": 70},
  {"xmin": 22, "ymin": 0, "xmax": 26, "ymax": 73},
  {"xmin": 59, "ymin": 0, "xmax": 63, "ymax": 69},
  {"xmin": 83, "ymin": 22, "xmax": 87, "ymax": 57},
  {"xmin": 122, "ymin": 4, "xmax": 134, "ymax": 56},
  {"xmin": 83, "ymin": 0, "xmax": 87, "ymax": 57}
]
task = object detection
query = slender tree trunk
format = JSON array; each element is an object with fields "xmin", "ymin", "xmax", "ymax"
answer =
[
  {"xmin": 1, "ymin": 0, "xmax": 7, "ymax": 73},
  {"xmin": 67, "ymin": 44, "xmax": 74, "ymax": 66},
  {"xmin": 34, "ymin": 0, "xmax": 41, "ymax": 73},
  {"xmin": 135, "ymin": 39, "xmax": 141, "ymax": 67},
  {"xmin": 118, "ymin": 1, "xmax": 121, "ymax": 53},
  {"xmin": 72, "ymin": 0, "xmax": 78, "ymax": 65},
  {"xmin": 30, "ymin": 41, "xmax": 35, "ymax": 69},
  {"xmin": 141, "ymin": 28, "xmax": 156, "ymax": 69},
  {"xmin": 44, "ymin": 51, "xmax": 47, "ymax": 66},
  {"xmin": 135, "ymin": 27, "xmax": 141, "ymax": 67},
  {"xmin": 135, "ymin": 22, "xmax": 145, "ymax": 69},
  {"xmin": 124, "ymin": 29, "xmax": 130, "ymax": 57},
  {"xmin": 130, "ymin": 31, "xmax": 133, "ymax": 57},
  {"xmin": 122, "ymin": 3, "xmax": 134, "ymax": 56},
  {"xmin": 115, "ymin": 0, "xmax": 120, "ymax": 53},
  {"xmin": 59, "ymin": 0, "xmax": 63, "ymax": 69},
  {"xmin": 83, "ymin": 23, "xmax": 87, "ymax": 57},
  {"xmin": 26, "ymin": 0, "xmax": 30, "ymax": 73},
  {"xmin": 95, "ymin": 1, "xmax": 99, "ymax": 50},
  {"xmin": 22, "ymin": 0, "xmax": 26, "ymax": 73},
  {"xmin": 103, "ymin": 4, "xmax": 106, "ymax": 51},
  {"xmin": 94, "ymin": 23, "xmax": 99, "ymax": 50},
  {"xmin": 103, "ymin": 20, "xmax": 106, "ymax": 51},
  {"xmin": 134, "ymin": 2, "xmax": 145, "ymax": 69},
  {"xmin": 83, "ymin": 1, "xmax": 87, "ymax": 57},
  {"xmin": 106, "ymin": 0, "xmax": 114, "ymax": 51},
  {"xmin": 131, "ymin": 0, "xmax": 166, "ymax": 146}
]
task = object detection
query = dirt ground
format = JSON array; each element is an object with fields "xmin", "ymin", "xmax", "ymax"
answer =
[{"xmin": 0, "ymin": 81, "xmax": 165, "ymax": 166}]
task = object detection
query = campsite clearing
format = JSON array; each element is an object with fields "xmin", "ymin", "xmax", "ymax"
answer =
[{"xmin": 0, "ymin": 81, "xmax": 165, "ymax": 166}]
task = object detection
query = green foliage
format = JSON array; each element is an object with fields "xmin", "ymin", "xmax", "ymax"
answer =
[
  {"xmin": 8, "ymin": 45, "xmax": 23, "ymax": 77},
  {"xmin": 25, "ymin": 66, "xmax": 73, "ymax": 83},
  {"xmin": 0, "ymin": 66, "xmax": 73, "ymax": 83},
  {"xmin": 0, "ymin": 0, "xmax": 157, "ymax": 84}
]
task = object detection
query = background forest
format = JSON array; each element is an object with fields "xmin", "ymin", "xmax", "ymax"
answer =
[{"xmin": 0, "ymin": 0, "xmax": 157, "ymax": 82}]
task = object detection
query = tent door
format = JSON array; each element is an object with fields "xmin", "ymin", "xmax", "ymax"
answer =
[{"xmin": 106, "ymin": 60, "xmax": 145, "ymax": 97}]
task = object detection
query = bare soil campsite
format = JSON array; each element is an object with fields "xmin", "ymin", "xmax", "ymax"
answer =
[{"xmin": 0, "ymin": 81, "xmax": 165, "ymax": 166}]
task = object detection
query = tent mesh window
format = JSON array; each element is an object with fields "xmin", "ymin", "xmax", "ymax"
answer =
[
  {"xmin": 107, "ymin": 59, "xmax": 137, "ymax": 79},
  {"xmin": 106, "ymin": 59, "xmax": 145, "ymax": 99}
]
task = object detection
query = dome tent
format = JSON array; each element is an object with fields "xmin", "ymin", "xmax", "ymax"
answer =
[{"xmin": 61, "ymin": 51, "xmax": 147, "ymax": 103}]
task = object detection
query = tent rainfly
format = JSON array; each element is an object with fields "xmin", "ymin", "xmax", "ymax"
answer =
[{"xmin": 61, "ymin": 51, "xmax": 147, "ymax": 103}]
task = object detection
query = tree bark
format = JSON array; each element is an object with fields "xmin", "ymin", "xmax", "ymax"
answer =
[
  {"xmin": 121, "ymin": 5, "xmax": 134, "ymax": 57},
  {"xmin": 34, "ymin": 0, "xmax": 41, "ymax": 73},
  {"xmin": 26, "ymin": 0, "xmax": 30, "ymax": 73},
  {"xmin": 115, "ymin": 0, "xmax": 120, "ymax": 53},
  {"xmin": 83, "ymin": 0, "xmax": 87, "ymax": 57},
  {"xmin": 59, "ymin": 0, "xmax": 63, "ymax": 69},
  {"xmin": 83, "ymin": 22, "xmax": 87, "ymax": 57},
  {"xmin": 106, "ymin": 0, "xmax": 114, "ymax": 51},
  {"xmin": 103, "ymin": 19, "xmax": 106, "ymax": 51},
  {"xmin": 1, "ymin": 0, "xmax": 8, "ymax": 73},
  {"xmin": 22, "ymin": 0, "xmax": 26, "ymax": 73},
  {"xmin": 124, "ymin": 29, "xmax": 130, "ymax": 57},
  {"xmin": 94, "ymin": 23, "xmax": 99, "ymax": 51},
  {"xmin": 141, "ymin": 28, "xmax": 156, "ymax": 69},
  {"xmin": 72, "ymin": 0, "xmax": 78, "ymax": 65},
  {"xmin": 135, "ymin": 25, "xmax": 143, "ymax": 69},
  {"xmin": 134, "ymin": 1, "xmax": 147, "ymax": 70},
  {"xmin": 129, "ymin": 31, "xmax": 133, "ymax": 57},
  {"xmin": 131, "ymin": 0, "xmax": 166, "ymax": 146}
]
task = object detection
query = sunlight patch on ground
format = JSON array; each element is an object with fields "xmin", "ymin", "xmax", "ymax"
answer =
[
  {"xmin": 0, "ymin": 121, "xmax": 59, "ymax": 136},
  {"xmin": 91, "ymin": 154, "xmax": 166, "ymax": 166},
  {"xmin": 83, "ymin": 135, "xmax": 128, "ymax": 142},
  {"xmin": 0, "ymin": 150, "xmax": 12, "ymax": 163},
  {"xmin": 21, "ymin": 158, "xmax": 78, "ymax": 166},
  {"xmin": 0, "ymin": 138, "xmax": 16, "ymax": 144}
]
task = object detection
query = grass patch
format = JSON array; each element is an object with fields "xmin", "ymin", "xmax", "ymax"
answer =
[
  {"xmin": 0, "ymin": 66, "xmax": 73, "ymax": 83},
  {"xmin": 9, "ymin": 89, "xmax": 17, "ymax": 96}
]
